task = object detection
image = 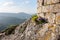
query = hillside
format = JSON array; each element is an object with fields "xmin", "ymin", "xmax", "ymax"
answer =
[
  {"xmin": 0, "ymin": 12, "xmax": 31, "ymax": 32},
  {"xmin": 0, "ymin": 16, "xmax": 25, "ymax": 25},
  {"xmin": 0, "ymin": 16, "xmax": 26, "ymax": 32}
]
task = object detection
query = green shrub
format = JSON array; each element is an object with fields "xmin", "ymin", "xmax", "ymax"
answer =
[
  {"xmin": 32, "ymin": 15, "xmax": 48, "ymax": 24},
  {"xmin": 32, "ymin": 15, "xmax": 38, "ymax": 21},
  {"xmin": 38, "ymin": 19, "xmax": 46, "ymax": 24}
]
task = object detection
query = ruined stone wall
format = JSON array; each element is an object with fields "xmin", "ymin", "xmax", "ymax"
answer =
[
  {"xmin": 37, "ymin": 0, "xmax": 60, "ymax": 40},
  {"xmin": 37, "ymin": 0, "xmax": 60, "ymax": 24}
]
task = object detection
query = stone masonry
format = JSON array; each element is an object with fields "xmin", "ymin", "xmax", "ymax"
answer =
[
  {"xmin": 37, "ymin": 0, "xmax": 60, "ymax": 24},
  {"xmin": 37, "ymin": 0, "xmax": 60, "ymax": 40}
]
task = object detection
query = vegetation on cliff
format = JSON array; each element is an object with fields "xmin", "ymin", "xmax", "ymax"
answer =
[{"xmin": 32, "ymin": 15, "xmax": 48, "ymax": 24}]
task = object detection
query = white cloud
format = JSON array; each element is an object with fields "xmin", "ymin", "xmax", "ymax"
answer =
[
  {"xmin": 0, "ymin": 0, "xmax": 36, "ymax": 14},
  {"xmin": 0, "ymin": 6, "xmax": 36, "ymax": 13},
  {"xmin": 0, "ymin": 1, "xmax": 22, "ymax": 13},
  {"xmin": 0, "ymin": 6, "xmax": 22, "ymax": 13},
  {"xmin": 2, "ymin": 2, "xmax": 14, "ymax": 6},
  {"xmin": 0, "ymin": 1, "xmax": 14, "ymax": 7},
  {"xmin": 0, "ymin": 1, "xmax": 18, "ymax": 13}
]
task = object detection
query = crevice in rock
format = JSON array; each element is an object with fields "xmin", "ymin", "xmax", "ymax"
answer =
[{"xmin": 57, "ymin": 35, "xmax": 60, "ymax": 40}]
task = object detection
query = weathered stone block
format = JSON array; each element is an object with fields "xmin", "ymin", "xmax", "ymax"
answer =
[
  {"xmin": 44, "ymin": 0, "xmax": 47, "ymax": 5},
  {"xmin": 42, "ymin": 5, "xmax": 54, "ymax": 12},
  {"xmin": 56, "ymin": 24, "xmax": 60, "ymax": 35},
  {"xmin": 37, "ymin": 0, "xmax": 43, "ymax": 6},
  {"xmin": 43, "ymin": 23, "xmax": 56, "ymax": 32},
  {"xmin": 56, "ymin": 13, "xmax": 60, "ymax": 24},
  {"xmin": 53, "ymin": 4, "xmax": 60, "ymax": 12},
  {"xmin": 42, "ymin": 23, "xmax": 57, "ymax": 40},
  {"xmin": 37, "ymin": 7, "xmax": 42, "ymax": 13},
  {"xmin": 42, "ymin": 4, "xmax": 60, "ymax": 13},
  {"xmin": 50, "ymin": 4, "xmax": 60, "ymax": 12},
  {"xmin": 50, "ymin": 5, "xmax": 54, "ymax": 12},
  {"xmin": 47, "ymin": 0, "xmax": 52, "ymax": 4},
  {"xmin": 52, "ymin": 0, "xmax": 60, "ymax": 3},
  {"xmin": 42, "ymin": 5, "xmax": 50, "ymax": 12},
  {"xmin": 47, "ymin": 0, "xmax": 60, "ymax": 5},
  {"xmin": 38, "ymin": 0, "xmax": 60, "ymax": 6},
  {"xmin": 45, "ymin": 13, "xmax": 55, "ymax": 23},
  {"xmin": 38, "ymin": 13, "xmax": 45, "ymax": 18}
]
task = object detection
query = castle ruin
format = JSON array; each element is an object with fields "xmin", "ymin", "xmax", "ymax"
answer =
[
  {"xmin": 37, "ymin": 0, "xmax": 60, "ymax": 24},
  {"xmin": 37, "ymin": 0, "xmax": 60, "ymax": 40}
]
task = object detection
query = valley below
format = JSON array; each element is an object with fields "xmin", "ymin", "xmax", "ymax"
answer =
[{"xmin": 0, "ymin": 12, "xmax": 31, "ymax": 32}]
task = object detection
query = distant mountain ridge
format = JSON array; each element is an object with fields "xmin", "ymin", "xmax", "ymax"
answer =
[
  {"xmin": 0, "ymin": 16, "xmax": 26, "ymax": 32},
  {"xmin": 0, "ymin": 12, "xmax": 31, "ymax": 19}
]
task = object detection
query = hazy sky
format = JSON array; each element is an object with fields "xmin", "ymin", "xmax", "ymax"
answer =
[{"xmin": 0, "ymin": 0, "xmax": 37, "ymax": 14}]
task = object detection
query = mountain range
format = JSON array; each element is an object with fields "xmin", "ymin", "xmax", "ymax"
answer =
[
  {"xmin": 0, "ymin": 12, "xmax": 31, "ymax": 19},
  {"xmin": 0, "ymin": 12, "xmax": 31, "ymax": 32}
]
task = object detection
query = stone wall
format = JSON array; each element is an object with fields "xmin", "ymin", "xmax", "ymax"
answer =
[
  {"xmin": 37, "ymin": 0, "xmax": 60, "ymax": 40},
  {"xmin": 37, "ymin": 0, "xmax": 60, "ymax": 24}
]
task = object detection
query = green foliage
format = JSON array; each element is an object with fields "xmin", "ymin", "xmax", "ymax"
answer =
[
  {"xmin": 2, "ymin": 24, "xmax": 19, "ymax": 35},
  {"xmin": 32, "ymin": 15, "xmax": 38, "ymax": 21},
  {"xmin": 31, "ymin": 15, "xmax": 48, "ymax": 24},
  {"xmin": 38, "ymin": 19, "xmax": 46, "ymax": 24}
]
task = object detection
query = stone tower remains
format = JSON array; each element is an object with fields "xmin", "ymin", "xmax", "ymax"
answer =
[
  {"xmin": 37, "ymin": 0, "xmax": 60, "ymax": 24},
  {"xmin": 37, "ymin": 0, "xmax": 60, "ymax": 40}
]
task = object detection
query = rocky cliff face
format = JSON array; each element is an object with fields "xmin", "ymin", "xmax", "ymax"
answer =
[{"xmin": 0, "ymin": 18, "xmax": 60, "ymax": 40}]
